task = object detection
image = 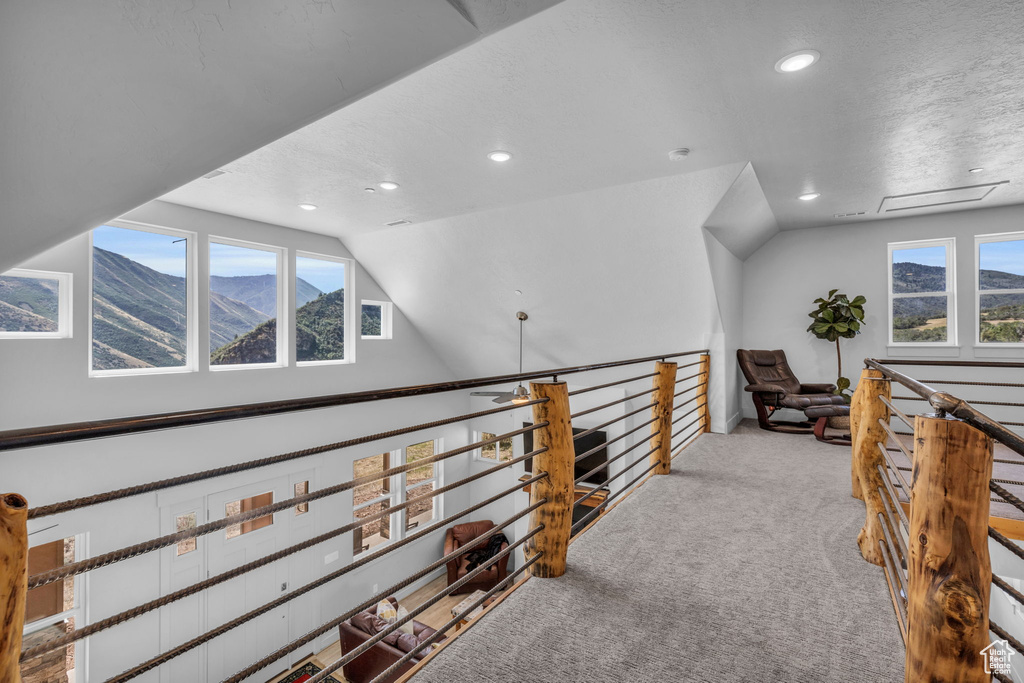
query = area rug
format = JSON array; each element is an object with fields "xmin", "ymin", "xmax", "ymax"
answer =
[{"xmin": 268, "ymin": 655, "xmax": 342, "ymax": 683}]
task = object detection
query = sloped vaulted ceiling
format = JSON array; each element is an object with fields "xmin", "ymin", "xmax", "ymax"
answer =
[{"xmin": 0, "ymin": 0, "xmax": 563, "ymax": 272}]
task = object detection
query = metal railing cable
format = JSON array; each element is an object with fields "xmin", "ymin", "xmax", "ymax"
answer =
[
  {"xmin": 676, "ymin": 360, "xmax": 704, "ymax": 372},
  {"xmin": 990, "ymin": 527, "xmax": 1024, "ymax": 563},
  {"xmin": 567, "ymin": 372, "xmax": 658, "ymax": 397},
  {"xmin": 671, "ymin": 428, "xmax": 702, "ymax": 458},
  {"xmin": 990, "ymin": 481, "xmax": 1024, "ymax": 515},
  {"xmin": 572, "ymin": 401, "xmax": 657, "ymax": 442},
  {"xmin": 574, "ymin": 418, "xmax": 656, "ymax": 464},
  {"xmin": 877, "ymin": 509, "xmax": 907, "ymax": 577},
  {"xmin": 303, "ymin": 529, "xmax": 542, "ymax": 683},
  {"xmin": 21, "ymin": 454, "xmax": 548, "ymax": 660},
  {"xmin": 672, "ymin": 416, "xmax": 702, "ymax": 442},
  {"xmin": 864, "ymin": 359, "xmax": 1024, "ymax": 458},
  {"xmin": 672, "ymin": 403, "xmax": 703, "ymax": 426},
  {"xmin": 27, "ymin": 399, "xmax": 546, "ymax": 520},
  {"xmin": 574, "ymin": 444, "xmax": 661, "ymax": 510},
  {"xmin": 109, "ymin": 499, "xmax": 546, "ymax": 683},
  {"xmin": 27, "ymin": 422, "xmax": 548, "ymax": 590},
  {"xmin": 993, "ymin": 575, "xmax": 1024, "ymax": 609},
  {"xmin": 367, "ymin": 553, "xmax": 543, "ymax": 683},
  {"xmin": 878, "ymin": 397, "xmax": 914, "ymax": 430},
  {"xmin": 574, "ymin": 432, "xmax": 660, "ymax": 488},
  {"xmin": 878, "ymin": 491, "xmax": 909, "ymax": 565},
  {"xmin": 878, "ymin": 539, "xmax": 908, "ymax": 644},
  {"xmin": 674, "ymin": 381, "xmax": 708, "ymax": 399},
  {"xmin": 878, "ymin": 514, "xmax": 908, "ymax": 604},
  {"xmin": 990, "ymin": 621, "xmax": 1024, "ymax": 660},
  {"xmin": 572, "ymin": 459, "xmax": 662, "ymax": 535},
  {"xmin": 893, "ymin": 394, "xmax": 1024, "ymax": 409},
  {"xmin": 0, "ymin": 349, "xmax": 708, "ymax": 451},
  {"xmin": 876, "ymin": 464, "xmax": 910, "ymax": 530},
  {"xmin": 570, "ymin": 388, "xmax": 654, "ymax": 420},
  {"xmin": 673, "ymin": 393, "xmax": 705, "ymax": 411},
  {"xmin": 876, "ymin": 442, "xmax": 913, "ymax": 497}
]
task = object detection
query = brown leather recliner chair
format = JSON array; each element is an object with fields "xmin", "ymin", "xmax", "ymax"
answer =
[
  {"xmin": 444, "ymin": 521, "xmax": 509, "ymax": 595},
  {"xmin": 338, "ymin": 596, "xmax": 446, "ymax": 683},
  {"xmin": 737, "ymin": 349, "xmax": 846, "ymax": 434}
]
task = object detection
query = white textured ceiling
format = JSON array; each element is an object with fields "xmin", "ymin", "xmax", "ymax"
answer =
[
  {"xmin": 0, "ymin": 0, "xmax": 564, "ymax": 272},
  {"xmin": 162, "ymin": 0, "xmax": 1024, "ymax": 240}
]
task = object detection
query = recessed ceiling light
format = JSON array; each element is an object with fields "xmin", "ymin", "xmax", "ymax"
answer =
[
  {"xmin": 668, "ymin": 148, "xmax": 691, "ymax": 161},
  {"xmin": 775, "ymin": 49, "xmax": 820, "ymax": 73},
  {"xmin": 969, "ymin": 167, "xmax": 985, "ymax": 173},
  {"xmin": 385, "ymin": 219, "xmax": 411, "ymax": 227},
  {"xmin": 298, "ymin": 203, "xmax": 317, "ymax": 211},
  {"xmin": 487, "ymin": 151, "xmax": 513, "ymax": 162},
  {"xmin": 379, "ymin": 181, "xmax": 400, "ymax": 190},
  {"xmin": 364, "ymin": 187, "xmax": 376, "ymax": 193},
  {"xmin": 798, "ymin": 192, "xmax": 821, "ymax": 201}
]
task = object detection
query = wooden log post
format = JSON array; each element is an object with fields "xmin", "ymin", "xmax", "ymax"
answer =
[
  {"xmin": 698, "ymin": 354, "xmax": 711, "ymax": 433},
  {"xmin": 525, "ymin": 381, "xmax": 575, "ymax": 578},
  {"xmin": 1, "ymin": 493, "xmax": 28, "ymax": 683},
  {"xmin": 649, "ymin": 361, "xmax": 677, "ymax": 475},
  {"xmin": 850, "ymin": 368, "xmax": 893, "ymax": 566},
  {"xmin": 905, "ymin": 415, "xmax": 993, "ymax": 683}
]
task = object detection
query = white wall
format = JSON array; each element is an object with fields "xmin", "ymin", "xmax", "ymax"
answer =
[
  {"xmin": 740, "ymin": 204, "xmax": 1024, "ymax": 419},
  {"xmin": 703, "ymin": 230, "xmax": 744, "ymax": 433}
]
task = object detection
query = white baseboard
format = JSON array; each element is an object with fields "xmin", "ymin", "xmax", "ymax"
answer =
[{"xmin": 726, "ymin": 412, "xmax": 743, "ymax": 433}]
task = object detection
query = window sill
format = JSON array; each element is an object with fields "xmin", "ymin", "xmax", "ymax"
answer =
[
  {"xmin": 886, "ymin": 345, "xmax": 961, "ymax": 358},
  {"xmin": 974, "ymin": 345, "xmax": 1024, "ymax": 358}
]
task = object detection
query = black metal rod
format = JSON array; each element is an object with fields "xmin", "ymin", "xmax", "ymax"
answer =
[
  {"xmin": 672, "ymin": 393, "xmax": 704, "ymax": 411},
  {"xmin": 567, "ymin": 371, "xmax": 658, "ymax": 397},
  {"xmin": 879, "ymin": 396, "xmax": 914, "ymax": 430},
  {"xmin": 573, "ymin": 401, "xmax": 657, "ymax": 442},
  {"xmin": 672, "ymin": 403, "xmax": 703, "ymax": 426},
  {"xmin": 878, "ymin": 539, "xmax": 908, "ymax": 642},
  {"xmin": 991, "ymin": 480, "xmax": 1024, "ymax": 515},
  {"xmin": 877, "ymin": 463, "xmax": 910, "ymax": 531},
  {"xmin": 574, "ymin": 432, "xmax": 659, "ymax": 487},
  {"xmin": 672, "ymin": 416, "xmax": 702, "ymax": 441},
  {"xmin": 572, "ymin": 459, "xmax": 661, "ymax": 534},
  {"xmin": 871, "ymin": 359, "xmax": 1024, "ymax": 368},
  {"xmin": 0, "ymin": 349, "xmax": 708, "ymax": 451},
  {"xmin": 570, "ymin": 387, "xmax": 653, "ymax": 419},
  {"xmin": 671, "ymin": 426, "xmax": 703, "ymax": 458},
  {"xmin": 674, "ymin": 381, "xmax": 708, "ymax": 398},
  {"xmin": 574, "ymin": 418, "xmax": 656, "ymax": 464}
]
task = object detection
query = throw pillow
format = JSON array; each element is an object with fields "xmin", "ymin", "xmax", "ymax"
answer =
[
  {"xmin": 396, "ymin": 604, "xmax": 415, "ymax": 635},
  {"xmin": 375, "ymin": 599, "xmax": 415, "ymax": 635}
]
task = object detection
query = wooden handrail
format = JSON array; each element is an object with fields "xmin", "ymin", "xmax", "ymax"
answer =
[{"xmin": 0, "ymin": 349, "xmax": 707, "ymax": 452}]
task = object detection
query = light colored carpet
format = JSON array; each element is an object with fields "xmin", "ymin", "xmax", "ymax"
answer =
[{"xmin": 414, "ymin": 420, "xmax": 905, "ymax": 682}]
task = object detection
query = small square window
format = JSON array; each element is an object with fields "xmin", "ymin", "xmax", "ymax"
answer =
[
  {"xmin": 0, "ymin": 269, "xmax": 72, "ymax": 339},
  {"xmin": 225, "ymin": 492, "xmax": 274, "ymax": 539},
  {"xmin": 361, "ymin": 300, "xmax": 393, "ymax": 339},
  {"xmin": 26, "ymin": 537, "xmax": 76, "ymax": 623},
  {"xmin": 477, "ymin": 432, "xmax": 513, "ymax": 462}
]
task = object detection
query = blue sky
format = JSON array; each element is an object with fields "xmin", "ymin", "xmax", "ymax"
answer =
[
  {"xmin": 296, "ymin": 256, "xmax": 345, "ymax": 293},
  {"xmin": 892, "ymin": 245, "xmax": 946, "ymax": 268},
  {"xmin": 209, "ymin": 242, "xmax": 277, "ymax": 278},
  {"xmin": 980, "ymin": 239, "xmax": 1024, "ymax": 276},
  {"xmin": 94, "ymin": 225, "xmax": 187, "ymax": 277}
]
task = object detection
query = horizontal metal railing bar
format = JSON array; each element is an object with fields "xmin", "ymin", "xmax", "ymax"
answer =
[
  {"xmin": 572, "ymin": 401, "xmax": 657, "ymax": 442},
  {"xmin": 367, "ymin": 553, "xmax": 544, "ymax": 683},
  {"xmin": 21, "ymin": 456, "xmax": 548, "ymax": 660},
  {"xmin": 874, "ymin": 359, "xmax": 1024, "ymax": 369},
  {"xmin": 877, "ymin": 440, "xmax": 913, "ymax": 496},
  {"xmin": 918, "ymin": 379, "xmax": 1024, "ymax": 388},
  {"xmin": 865, "ymin": 359, "xmax": 1024, "ymax": 458},
  {"xmin": 879, "ymin": 539, "xmax": 908, "ymax": 645},
  {"xmin": 567, "ymin": 372, "xmax": 657, "ymax": 397},
  {"xmin": 570, "ymin": 387, "xmax": 653, "ymax": 419},
  {"xmin": 877, "ymin": 510, "xmax": 907, "ymax": 582},
  {"xmin": 304, "ymin": 528, "xmax": 541, "ymax": 683},
  {"xmin": 674, "ymin": 380, "xmax": 708, "ymax": 398},
  {"xmin": 671, "ymin": 426, "xmax": 703, "ymax": 458},
  {"xmin": 572, "ymin": 458, "xmax": 661, "ymax": 534},
  {"xmin": 672, "ymin": 403, "xmax": 704, "ymax": 426},
  {"xmin": 994, "ymin": 575, "xmax": 1024, "ymax": 609},
  {"xmin": 991, "ymin": 526, "xmax": 1024, "ymax": 562},
  {"xmin": 574, "ymin": 445, "xmax": 660, "ymax": 509},
  {"xmin": 118, "ymin": 500, "xmax": 546, "ymax": 683},
  {"xmin": 673, "ymin": 393, "xmax": 704, "ymax": 412},
  {"xmin": 877, "ymin": 466, "xmax": 910, "ymax": 530},
  {"xmin": 879, "ymin": 397, "xmax": 914, "ymax": 430},
  {"xmin": 574, "ymin": 432, "xmax": 659, "ymax": 487},
  {"xmin": 676, "ymin": 360, "xmax": 703, "ymax": 372},
  {"xmin": 574, "ymin": 418, "xmax": 656, "ymax": 464},
  {"xmin": 990, "ymin": 621, "xmax": 1024, "ymax": 659},
  {"xmin": 28, "ymin": 404, "xmax": 546, "ymax": 520},
  {"xmin": 991, "ymin": 481, "xmax": 1024, "ymax": 515},
  {"xmin": 0, "ymin": 349, "xmax": 708, "ymax": 451},
  {"xmin": 672, "ymin": 416, "xmax": 702, "ymax": 441},
  {"xmin": 28, "ymin": 429, "xmax": 549, "ymax": 590}
]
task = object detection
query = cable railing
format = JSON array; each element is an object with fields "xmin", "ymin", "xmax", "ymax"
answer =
[
  {"xmin": 0, "ymin": 349, "xmax": 711, "ymax": 683},
  {"xmin": 853, "ymin": 358, "xmax": 1024, "ymax": 682}
]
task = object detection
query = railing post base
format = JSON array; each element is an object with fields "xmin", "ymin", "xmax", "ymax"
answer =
[
  {"xmin": 850, "ymin": 368, "xmax": 892, "ymax": 566},
  {"xmin": 525, "ymin": 382, "xmax": 574, "ymax": 579},
  {"xmin": 1, "ymin": 493, "xmax": 28, "ymax": 683}
]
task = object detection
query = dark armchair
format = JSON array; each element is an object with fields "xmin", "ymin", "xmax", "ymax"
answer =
[
  {"xmin": 444, "ymin": 521, "xmax": 509, "ymax": 595},
  {"xmin": 737, "ymin": 349, "xmax": 846, "ymax": 434},
  {"xmin": 338, "ymin": 596, "xmax": 445, "ymax": 683}
]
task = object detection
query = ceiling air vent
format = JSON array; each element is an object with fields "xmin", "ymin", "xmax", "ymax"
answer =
[
  {"xmin": 385, "ymin": 219, "xmax": 411, "ymax": 227},
  {"xmin": 834, "ymin": 211, "xmax": 866, "ymax": 218},
  {"xmin": 877, "ymin": 181, "xmax": 1008, "ymax": 213},
  {"xmin": 201, "ymin": 169, "xmax": 227, "ymax": 179}
]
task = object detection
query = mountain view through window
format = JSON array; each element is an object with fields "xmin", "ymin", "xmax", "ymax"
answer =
[
  {"xmin": 0, "ymin": 272, "xmax": 60, "ymax": 333},
  {"xmin": 891, "ymin": 245, "xmax": 949, "ymax": 343},
  {"xmin": 979, "ymin": 238, "xmax": 1024, "ymax": 343},
  {"xmin": 92, "ymin": 225, "xmax": 188, "ymax": 371}
]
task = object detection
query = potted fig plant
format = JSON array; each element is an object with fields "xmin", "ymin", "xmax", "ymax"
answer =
[{"xmin": 806, "ymin": 289, "xmax": 866, "ymax": 403}]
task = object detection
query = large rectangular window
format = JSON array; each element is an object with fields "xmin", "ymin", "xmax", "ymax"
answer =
[
  {"xmin": 295, "ymin": 253, "xmax": 350, "ymax": 363},
  {"xmin": 209, "ymin": 239, "xmax": 283, "ymax": 367},
  {"xmin": 91, "ymin": 224, "xmax": 192, "ymax": 373},
  {"xmin": 0, "ymin": 268, "xmax": 71, "ymax": 339},
  {"xmin": 353, "ymin": 453, "xmax": 394, "ymax": 555},
  {"xmin": 23, "ymin": 536, "xmax": 79, "ymax": 683},
  {"xmin": 405, "ymin": 440, "xmax": 439, "ymax": 531},
  {"xmin": 889, "ymin": 239, "xmax": 956, "ymax": 345},
  {"xmin": 978, "ymin": 232, "xmax": 1024, "ymax": 345}
]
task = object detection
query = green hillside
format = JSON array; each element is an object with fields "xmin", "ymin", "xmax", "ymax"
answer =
[
  {"xmin": 210, "ymin": 274, "xmax": 321, "ymax": 316},
  {"xmin": 212, "ymin": 289, "xmax": 347, "ymax": 364},
  {"xmin": 0, "ymin": 275, "xmax": 59, "ymax": 331},
  {"xmin": 361, "ymin": 305, "xmax": 382, "ymax": 336}
]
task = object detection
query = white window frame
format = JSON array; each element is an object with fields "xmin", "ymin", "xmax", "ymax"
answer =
[
  {"xmin": 0, "ymin": 268, "xmax": 72, "ymax": 339},
  {"xmin": 295, "ymin": 250, "xmax": 354, "ymax": 366},
  {"xmin": 351, "ymin": 440, "xmax": 443, "ymax": 559},
  {"xmin": 90, "ymin": 220, "xmax": 198, "ymax": 377},
  {"xmin": 209, "ymin": 236, "xmax": 287, "ymax": 371},
  {"xmin": 888, "ymin": 238, "xmax": 957, "ymax": 347},
  {"xmin": 23, "ymin": 532, "xmax": 87, "ymax": 683},
  {"xmin": 404, "ymin": 438, "xmax": 442, "ymax": 531},
  {"xmin": 976, "ymin": 231, "xmax": 1024, "ymax": 347},
  {"xmin": 360, "ymin": 300, "xmax": 393, "ymax": 340}
]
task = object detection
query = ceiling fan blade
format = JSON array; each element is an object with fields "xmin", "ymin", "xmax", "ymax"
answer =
[
  {"xmin": 491, "ymin": 394, "xmax": 514, "ymax": 404},
  {"xmin": 470, "ymin": 392, "xmax": 504, "ymax": 397}
]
